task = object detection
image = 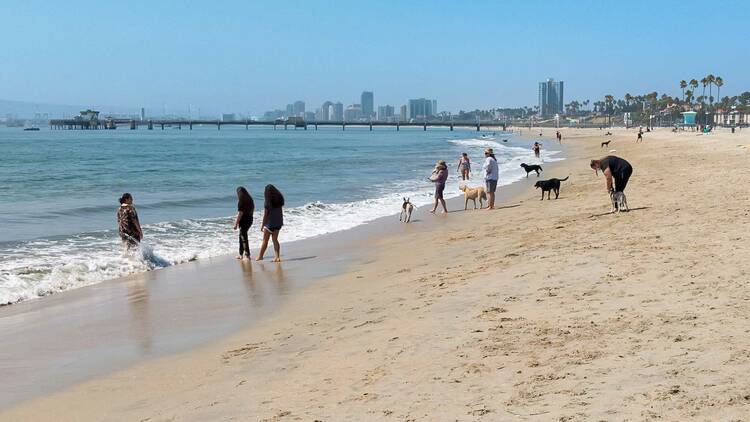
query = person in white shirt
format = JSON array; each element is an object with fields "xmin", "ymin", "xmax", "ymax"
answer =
[{"xmin": 482, "ymin": 148, "xmax": 499, "ymax": 210}]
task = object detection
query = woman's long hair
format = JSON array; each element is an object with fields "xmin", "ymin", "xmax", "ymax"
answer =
[
  {"xmin": 119, "ymin": 193, "xmax": 133, "ymax": 205},
  {"xmin": 236, "ymin": 186, "xmax": 255, "ymax": 211},
  {"xmin": 264, "ymin": 184, "xmax": 285, "ymax": 208}
]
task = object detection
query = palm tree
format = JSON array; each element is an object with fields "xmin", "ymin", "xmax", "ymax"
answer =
[
  {"xmin": 690, "ymin": 79, "xmax": 699, "ymax": 100},
  {"xmin": 680, "ymin": 80, "xmax": 687, "ymax": 102},
  {"xmin": 604, "ymin": 95, "xmax": 615, "ymax": 125},
  {"xmin": 715, "ymin": 77, "xmax": 724, "ymax": 109}
]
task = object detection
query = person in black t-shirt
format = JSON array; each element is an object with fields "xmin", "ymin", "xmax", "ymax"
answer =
[
  {"xmin": 590, "ymin": 155, "xmax": 633, "ymax": 197},
  {"xmin": 233, "ymin": 186, "xmax": 255, "ymax": 260}
]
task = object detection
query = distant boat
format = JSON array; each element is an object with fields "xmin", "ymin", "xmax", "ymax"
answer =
[{"xmin": 23, "ymin": 127, "xmax": 40, "ymax": 131}]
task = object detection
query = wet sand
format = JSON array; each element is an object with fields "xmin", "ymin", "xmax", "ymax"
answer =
[
  {"xmin": 0, "ymin": 145, "xmax": 547, "ymax": 409},
  {"xmin": 6, "ymin": 127, "xmax": 750, "ymax": 421}
]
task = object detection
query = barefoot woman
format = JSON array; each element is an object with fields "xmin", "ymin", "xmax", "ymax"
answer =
[{"xmin": 256, "ymin": 184, "xmax": 284, "ymax": 262}]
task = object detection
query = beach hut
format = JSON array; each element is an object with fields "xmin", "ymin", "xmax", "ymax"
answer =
[{"xmin": 681, "ymin": 111, "xmax": 697, "ymax": 127}]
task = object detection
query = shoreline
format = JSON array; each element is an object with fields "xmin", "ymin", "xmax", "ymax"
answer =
[
  {"xmin": 8, "ymin": 127, "xmax": 750, "ymax": 419},
  {"xmin": 1, "ymin": 128, "xmax": 556, "ymax": 306},
  {"xmin": 0, "ymin": 140, "xmax": 566, "ymax": 409}
]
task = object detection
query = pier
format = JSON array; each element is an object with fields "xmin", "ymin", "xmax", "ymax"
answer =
[{"xmin": 49, "ymin": 118, "xmax": 507, "ymax": 132}]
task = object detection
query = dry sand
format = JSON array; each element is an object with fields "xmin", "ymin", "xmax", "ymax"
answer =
[{"xmin": 4, "ymin": 127, "xmax": 750, "ymax": 421}]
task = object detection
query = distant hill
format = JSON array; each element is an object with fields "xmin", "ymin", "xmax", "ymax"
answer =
[{"xmin": 0, "ymin": 99, "xmax": 139, "ymax": 119}]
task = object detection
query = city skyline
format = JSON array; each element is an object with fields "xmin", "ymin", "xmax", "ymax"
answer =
[{"xmin": 1, "ymin": 1, "xmax": 748, "ymax": 116}]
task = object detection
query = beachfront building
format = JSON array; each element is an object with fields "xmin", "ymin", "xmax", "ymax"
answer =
[
  {"xmin": 538, "ymin": 78, "xmax": 564, "ymax": 117},
  {"xmin": 377, "ymin": 105, "xmax": 395, "ymax": 122},
  {"xmin": 75, "ymin": 109, "xmax": 100, "ymax": 122},
  {"xmin": 361, "ymin": 91, "xmax": 374, "ymax": 119},
  {"xmin": 408, "ymin": 98, "xmax": 437, "ymax": 120},
  {"xmin": 714, "ymin": 110, "xmax": 750, "ymax": 126}
]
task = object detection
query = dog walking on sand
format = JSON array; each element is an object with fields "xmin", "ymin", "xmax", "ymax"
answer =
[
  {"xmin": 459, "ymin": 184, "xmax": 487, "ymax": 210},
  {"xmin": 399, "ymin": 198, "xmax": 414, "ymax": 223}
]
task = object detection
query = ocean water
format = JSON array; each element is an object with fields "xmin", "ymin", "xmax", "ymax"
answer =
[{"xmin": 0, "ymin": 126, "xmax": 562, "ymax": 304}]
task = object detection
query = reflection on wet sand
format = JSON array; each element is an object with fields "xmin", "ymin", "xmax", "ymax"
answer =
[{"xmin": 126, "ymin": 280, "xmax": 152, "ymax": 355}]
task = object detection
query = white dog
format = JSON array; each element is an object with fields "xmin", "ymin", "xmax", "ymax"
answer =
[{"xmin": 399, "ymin": 197, "xmax": 414, "ymax": 223}]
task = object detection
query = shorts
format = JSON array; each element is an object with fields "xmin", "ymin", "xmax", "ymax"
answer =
[
  {"xmin": 485, "ymin": 179, "xmax": 498, "ymax": 193},
  {"xmin": 435, "ymin": 183, "xmax": 445, "ymax": 200}
]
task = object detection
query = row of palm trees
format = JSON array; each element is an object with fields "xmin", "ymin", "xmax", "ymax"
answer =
[{"xmin": 679, "ymin": 75, "xmax": 723, "ymax": 110}]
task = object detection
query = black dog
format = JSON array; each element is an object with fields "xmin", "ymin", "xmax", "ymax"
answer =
[
  {"xmin": 534, "ymin": 176, "xmax": 569, "ymax": 200},
  {"xmin": 520, "ymin": 163, "xmax": 543, "ymax": 177}
]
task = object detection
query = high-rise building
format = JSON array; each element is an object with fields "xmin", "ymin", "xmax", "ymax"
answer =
[
  {"xmin": 400, "ymin": 105, "xmax": 407, "ymax": 121},
  {"xmin": 538, "ymin": 78, "xmax": 564, "ymax": 117},
  {"xmin": 377, "ymin": 105, "xmax": 395, "ymax": 122},
  {"xmin": 333, "ymin": 102, "xmax": 344, "ymax": 121},
  {"xmin": 361, "ymin": 91, "xmax": 374, "ymax": 119},
  {"xmin": 408, "ymin": 98, "xmax": 436, "ymax": 120},
  {"xmin": 293, "ymin": 101, "xmax": 305, "ymax": 117},
  {"xmin": 320, "ymin": 101, "xmax": 333, "ymax": 121},
  {"xmin": 344, "ymin": 104, "xmax": 362, "ymax": 121}
]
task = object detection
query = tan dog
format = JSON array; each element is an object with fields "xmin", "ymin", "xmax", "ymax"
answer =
[{"xmin": 459, "ymin": 184, "xmax": 487, "ymax": 210}]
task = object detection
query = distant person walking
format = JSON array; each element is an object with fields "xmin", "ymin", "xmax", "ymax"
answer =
[
  {"xmin": 483, "ymin": 148, "xmax": 499, "ymax": 210},
  {"xmin": 233, "ymin": 186, "xmax": 255, "ymax": 260},
  {"xmin": 457, "ymin": 152, "xmax": 471, "ymax": 180},
  {"xmin": 533, "ymin": 142, "xmax": 541, "ymax": 158},
  {"xmin": 590, "ymin": 155, "xmax": 634, "ymax": 205},
  {"xmin": 116, "ymin": 193, "xmax": 143, "ymax": 250},
  {"xmin": 256, "ymin": 184, "xmax": 284, "ymax": 262},
  {"xmin": 430, "ymin": 160, "xmax": 449, "ymax": 214}
]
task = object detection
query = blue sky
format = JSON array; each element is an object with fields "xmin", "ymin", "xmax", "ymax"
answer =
[{"xmin": 1, "ymin": 0, "xmax": 748, "ymax": 115}]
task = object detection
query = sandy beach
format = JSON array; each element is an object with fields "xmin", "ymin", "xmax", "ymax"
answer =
[{"xmin": 4, "ymin": 127, "xmax": 750, "ymax": 421}]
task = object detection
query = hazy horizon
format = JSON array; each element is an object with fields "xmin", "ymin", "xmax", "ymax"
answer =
[{"xmin": 2, "ymin": 0, "xmax": 748, "ymax": 116}]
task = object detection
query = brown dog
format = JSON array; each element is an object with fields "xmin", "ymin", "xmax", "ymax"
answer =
[{"xmin": 459, "ymin": 184, "xmax": 487, "ymax": 210}]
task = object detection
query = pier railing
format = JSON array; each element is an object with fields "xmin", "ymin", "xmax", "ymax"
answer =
[{"xmin": 49, "ymin": 118, "xmax": 508, "ymax": 132}]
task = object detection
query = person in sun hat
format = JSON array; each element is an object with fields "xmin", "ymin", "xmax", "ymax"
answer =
[
  {"xmin": 429, "ymin": 160, "xmax": 449, "ymax": 214},
  {"xmin": 482, "ymin": 148, "xmax": 498, "ymax": 210}
]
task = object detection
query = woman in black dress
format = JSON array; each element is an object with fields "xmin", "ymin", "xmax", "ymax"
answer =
[{"xmin": 256, "ymin": 184, "xmax": 284, "ymax": 262}]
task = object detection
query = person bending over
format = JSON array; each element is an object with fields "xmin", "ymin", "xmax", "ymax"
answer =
[{"xmin": 590, "ymin": 155, "xmax": 633, "ymax": 209}]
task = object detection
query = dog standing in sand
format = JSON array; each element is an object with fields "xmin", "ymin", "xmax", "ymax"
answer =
[
  {"xmin": 399, "ymin": 197, "xmax": 414, "ymax": 223},
  {"xmin": 459, "ymin": 184, "xmax": 487, "ymax": 210},
  {"xmin": 610, "ymin": 190, "xmax": 629, "ymax": 212}
]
